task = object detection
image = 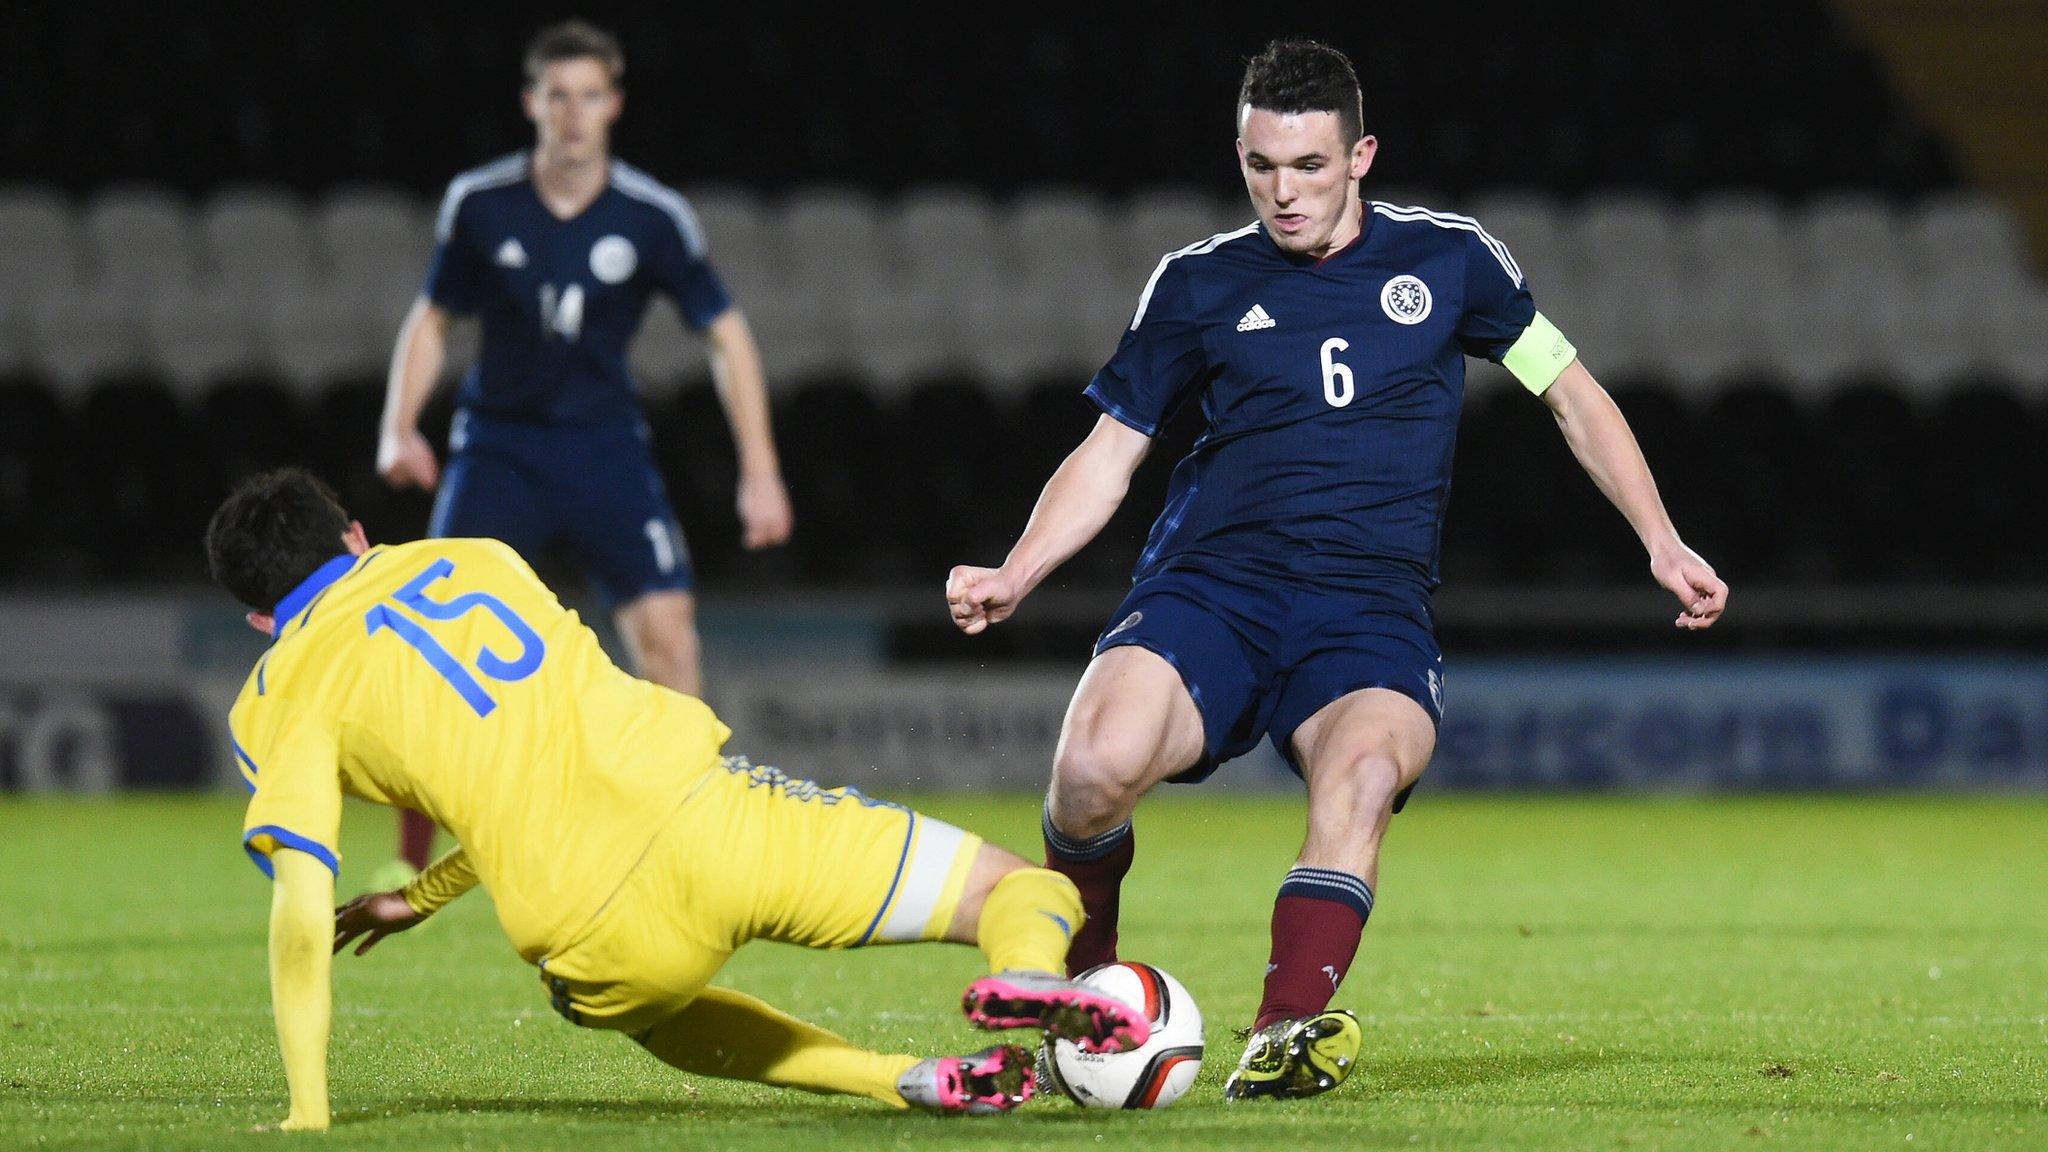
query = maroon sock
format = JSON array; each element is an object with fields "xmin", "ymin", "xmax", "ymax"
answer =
[
  {"xmin": 1041, "ymin": 813, "xmax": 1135, "ymax": 977},
  {"xmin": 399, "ymin": 809, "xmax": 437, "ymax": 870},
  {"xmin": 1254, "ymin": 868, "xmax": 1374, "ymax": 1031}
]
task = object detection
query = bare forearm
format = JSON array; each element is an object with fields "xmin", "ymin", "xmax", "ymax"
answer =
[
  {"xmin": 401, "ymin": 846, "xmax": 478, "ymax": 917},
  {"xmin": 706, "ymin": 310, "xmax": 781, "ymax": 478},
  {"xmin": 381, "ymin": 299, "xmax": 448, "ymax": 435},
  {"xmin": 1004, "ymin": 438, "xmax": 1140, "ymax": 594},
  {"xmin": 268, "ymin": 851, "xmax": 334, "ymax": 1130},
  {"xmin": 1544, "ymin": 361, "xmax": 1679, "ymax": 553}
]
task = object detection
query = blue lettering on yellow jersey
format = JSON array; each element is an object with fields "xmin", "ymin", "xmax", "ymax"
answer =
[
  {"xmin": 423, "ymin": 152, "xmax": 733, "ymax": 428},
  {"xmin": 230, "ymin": 538, "xmax": 732, "ymax": 960},
  {"xmin": 1085, "ymin": 202, "xmax": 1541, "ymax": 589}
]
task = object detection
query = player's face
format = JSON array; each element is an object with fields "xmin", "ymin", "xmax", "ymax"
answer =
[
  {"xmin": 1236, "ymin": 107, "xmax": 1376, "ymax": 256},
  {"xmin": 524, "ymin": 58, "xmax": 622, "ymax": 165}
]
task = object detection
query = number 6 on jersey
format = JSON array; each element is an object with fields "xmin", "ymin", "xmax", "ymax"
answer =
[{"xmin": 1320, "ymin": 337, "xmax": 1354, "ymax": 408}]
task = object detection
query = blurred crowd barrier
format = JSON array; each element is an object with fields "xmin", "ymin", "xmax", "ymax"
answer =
[{"xmin": 4, "ymin": 596, "xmax": 2042, "ymax": 794}]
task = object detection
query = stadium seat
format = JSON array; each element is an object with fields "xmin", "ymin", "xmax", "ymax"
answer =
[
  {"xmin": 1004, "ymin": 378, "xmax": 1101, "ymax": 539},
  {"xmin": 1684, "ymin": 192, "xmax": 1793, "ymax": 280},
  {"xmin": 28, "ymin": 285, "xmax": 147, "ymax": 390},
  {"xmin": 1605, "ymin": 379, "xmax": 1701, "ymax": 559},
  {"xmin": 680, "ymin": 185, "xmax": 784, "ymax": 304},
  {"xmin": 885, "ymin": 376, "xmax": 1013, "ymax": 570},
  {"xmin": 779, "ymin": 187, "xmax": 890, "ymax": 378},
  {"xmin": 82, "ymin": 185, "xmax": 199, "ymax": 295},
  {"xmin": 145, "ymin": 283, "xmax": 264, "ymax": 393},
  {"xmin": 1572, "ymin": 192, "xmax": 1682, "ymax": 284},
  {"xmin": 0, "ymin": 185, "xmax": 81, "ymax": 306},
  {"xmin": 199, "ymin": 376, "xmax": 309, "ymax": 502},
  {"xmin": 873, "ymin": 188, "xmax": 1003, "ymax": 384},
  {"xmin": 1465, "ymin": 191, "xmax": 1571, "ymax": 302},
  {"xmin": 1920, "ymin": 383, "xmax": 2044, "ymax": 578},
  {"xmin": 647, "ymin": 380, "xmax": 742, "ymax": 580},
  {"xmin": 309, "ymin": 375, "xmax": 438, "ymax": 546},
  {"xmin": 72, "ymin": 375, "xmax": 204, "ymax": 574},
  {"xmin": 1777, "ymin": 264, "xmax": 1910, "ymax": 392},
  {"xmin": 316, "ymin": 186, "xmax": 432, "ymax": 291},
  {"xmin": 1988, "ymin": 288, "xmax": 2048, "ymax": 392},
  {"xmin": 775, "ymin": 375, "xmax": 895, "ymax": 580},
  {"xmin": 1693, "ymin": 380, "xmax": 1817, "ymax": 578},
  {"xmin": 998, "ymin": 188, "xmax": 1124, "ymax": 384},
  {"xmin": 627, "ymin": 296, "xmax": 702, "ymax": 393},
  {"xmin": 199, "ymin": 185, "xmax": 315, "ymax": 299},
  {"xmin": 1121, "ymin": 188, "xmax": 1243, "ymax": 291},
  {"xmin": 739, "ymin": 285, "xmax": 845, "ymax": 383},
  {"xmin": 0, "ymin": 375, "xmax": 73, "ymax": 571},
  {"xmin": 1807, "ymin": 381, "xmax": 1925, "ymax": 579},
  {"xmin": 1444, "ymin": 386, "xmax": 1520, "ymax": 582},
  {"xmin": 1799, "ymin": 192, "xmax": 1904, "ymax": 280},
  {"xmin": 1912, "ymin": 193, "xmax": 2033, "ymax": 284},
  {"xmin": 1565, "ymin": 267, "xmax": 1685, "ymax": 381},
  {"xmin": 261, "ymin": 281, "xmax": 381, "ymax": 393}
]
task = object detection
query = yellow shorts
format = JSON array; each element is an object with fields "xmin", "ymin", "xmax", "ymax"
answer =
[{"xmin": 537, "ymin": 757, "xmax": 983, "ymax": 1034}]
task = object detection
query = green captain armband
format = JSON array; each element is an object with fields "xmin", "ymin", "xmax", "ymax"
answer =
[{"xmin": 1503, "ymin": 312, "xmax": 1577, "ymax": 396}]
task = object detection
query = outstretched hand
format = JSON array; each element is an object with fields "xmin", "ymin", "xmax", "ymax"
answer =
[
  {"xmin": 1651, "ymin": 543, "xmax": 1728, "ymax": 630},
  {"xmin": 333, "ymin": 889, "xmax": 425, "ymax": 957}
]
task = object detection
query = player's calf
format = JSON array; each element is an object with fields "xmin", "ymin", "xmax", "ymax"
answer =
[{"xmin": 954, "ymin": 863, "xmax": 1148, "ymax": 1052}]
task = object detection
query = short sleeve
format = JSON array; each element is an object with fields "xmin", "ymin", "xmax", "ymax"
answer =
[
  {"xmin": 1085, "ymin": 256, "xmax": 1208, "ymax": 437},
  {"xmin": 1454, "ymin": 226, "xmax": 1538, "ymax": 363},
  {"xmin": 645, "ymin": 207, "xmax": 733, "ymax": 331},
  {"xmin": 422, "ymin": 183, "xmax": 488, "ymax": 316},
  {"xmin": 234, "ymin": 697, "xmax": 343, "ymax": 879}
]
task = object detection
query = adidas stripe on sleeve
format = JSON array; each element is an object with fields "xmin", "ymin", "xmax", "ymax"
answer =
[{"xmin": 1088, "ymin": 232, "xmax": 1249, "ymax": 435}]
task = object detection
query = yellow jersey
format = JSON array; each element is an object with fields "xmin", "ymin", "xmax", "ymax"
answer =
[{"xmin": 230, "ymin": 538, "xmax": 731, "ymax": 959}]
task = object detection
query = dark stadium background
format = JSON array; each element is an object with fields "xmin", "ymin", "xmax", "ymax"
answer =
[{"xmin": 2, "ymin": 1, "xmax": 2044, "ymax": 794}]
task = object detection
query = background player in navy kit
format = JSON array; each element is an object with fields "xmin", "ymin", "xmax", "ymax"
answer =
[
  {"xmin": 946, "ymin": 40, "xmax": 1729, "ymax": 1100},
  {"xmin": 377, "ymin": 22, "xmax": 792, "ymax": 872}
]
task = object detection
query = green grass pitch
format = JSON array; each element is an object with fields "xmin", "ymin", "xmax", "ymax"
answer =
[{"xmin": 2, "ymin": 792, "xmax": 2043, "ymax": 1150}]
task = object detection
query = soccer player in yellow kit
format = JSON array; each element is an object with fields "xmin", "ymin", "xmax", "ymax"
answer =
[{"xmin": 205, "ymin": 470, "xmax": 1149, "ymax": 1131}]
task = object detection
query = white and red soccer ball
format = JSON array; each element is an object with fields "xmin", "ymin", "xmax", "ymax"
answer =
[{"xmin": 1041, "ymin": 962, "xmax": 1204, "ymax": 1109}]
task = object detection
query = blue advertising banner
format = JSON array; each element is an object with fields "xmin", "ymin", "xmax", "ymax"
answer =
[
  {"xmin": 1430, "ymin": 658, "xmax": 2048, "ymax": 790},
  {"xmin": 1, "ymin": 657, "xmax": 2043, "ymax": 793}
]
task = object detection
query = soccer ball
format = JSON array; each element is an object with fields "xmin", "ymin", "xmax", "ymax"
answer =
[{"xmin": 1041, "ymin": 962, "xmax": 1204, "ymax": 1108}]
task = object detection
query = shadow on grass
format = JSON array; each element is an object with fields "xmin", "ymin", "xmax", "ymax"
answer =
[
  {"xmin": 1370, "ymin": 1048, "xmax": 1629, "ymax": 1093},
  {"xmin": 363, "ymin": 1092, "xmax": 1408, "ymax": 1130},
  {"xmin": 1383, "ymin": 920, "xmax": 2003, "ymax": 943},
  {"xmin": 2, "ymin": 931, "xmax": 250, "ymax": 956}
]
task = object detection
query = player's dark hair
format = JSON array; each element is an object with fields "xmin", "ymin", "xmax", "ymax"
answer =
[
  {"xmin": 1239, "ymin": 38, "xmax": 1364, "ymax": 145},
  {"xmin": 204, "ymin": 468, "xmax": 353, "ymax": 612},
  {"xmin": 524, "ymin": 19, "xmax": 625, "ymax": 86}
]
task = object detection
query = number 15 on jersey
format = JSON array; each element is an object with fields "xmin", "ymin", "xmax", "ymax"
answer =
[{"xmin": 365, "ymin": 558, "xmax": 547, "ymax": 718}]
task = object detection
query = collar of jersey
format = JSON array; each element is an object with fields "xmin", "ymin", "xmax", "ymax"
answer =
[
  {"xmin": 270, "ymin": 554, "xmax": 360, "ymax": 639},
  {"xmin": 1267, "ymin": 201, "xmax": 1373, "ymax": 267}
]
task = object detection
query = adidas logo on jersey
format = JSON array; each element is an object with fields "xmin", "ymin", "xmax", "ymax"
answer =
[
  {"xmin": 495, "ymin": 238, "xmax": 528, "ymax": 268},
  {"xmin": 1236, "ymin": 304, "xmax": 1276, "ymax": 332}
]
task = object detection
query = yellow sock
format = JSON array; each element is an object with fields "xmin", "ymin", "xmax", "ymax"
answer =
[
  {"xmin": 978, "ymin": 867, "xmax": 1085, "ymax": 974},
  {"xmin": 637, "ymin": 986, "xmax": 918, "ymax": 1107}
]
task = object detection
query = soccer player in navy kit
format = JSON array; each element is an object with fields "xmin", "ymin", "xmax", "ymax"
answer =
[
  {"xmin": 378, "ymin": 22, "xmax": 792, "ymax": 874},
  {"xmin": 947, "ymin": 40, "xmax": 1729, "ymax": 1100}
]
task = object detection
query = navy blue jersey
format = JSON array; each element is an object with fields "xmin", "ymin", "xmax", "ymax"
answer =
[
  {"xmin": 423, "ymin": 152, "xmax": 733, "ymax": 428},
  {"xmin": 1087, "ymin": 201, "xmax": 1552, "ymax": 590}
]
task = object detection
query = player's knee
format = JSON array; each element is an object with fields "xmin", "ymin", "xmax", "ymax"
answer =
[
  {"xmin": 623, "ymin": 613, "xmax": 701, "ymax": 692},
  {"xmin": 1052, "ymin": 726, "xmax": 1155, "ymax": 816},
  {"xmin": 1316, "ymin": 749, "xmax": 1405, "ymax": 820}
]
